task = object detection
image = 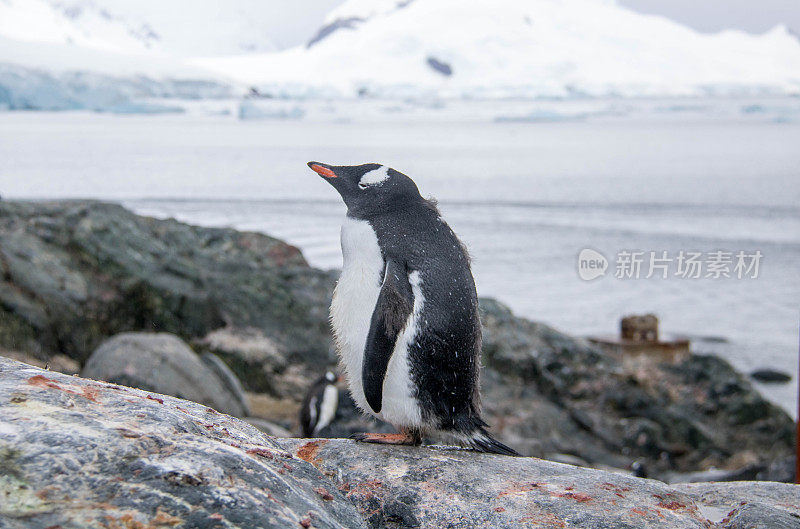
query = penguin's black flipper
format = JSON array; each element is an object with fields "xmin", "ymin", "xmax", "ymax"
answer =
[{"xmin": 362, "ymin": 259, "xmax": 414, "ymax": 414}]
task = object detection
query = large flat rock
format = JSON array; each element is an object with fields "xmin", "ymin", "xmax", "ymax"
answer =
[
  {"xmin": 0, "ymin": 356, "xmax": 365, "ymax": 529},
  {"xmin": 278, "ymin": 437, "xmax": 800, "ymax": 529},
  {"xmin": 1, "ymin": 357, "xmax": 797, "ymax": 529}
]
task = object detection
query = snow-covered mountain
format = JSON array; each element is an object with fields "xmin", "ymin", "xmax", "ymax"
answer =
[
  {"xmin": 2, "ymin": 0, "xmax": 800, "ymax": 110},
  {"xmin": 0, "ymin": 0, "xmax": 281, "ymax": 109},
  {"xmin": 0, "ymin": 0, "xmax": 278, "ymax": 58},
  {"xmin": 196, "ymin": 0, "xmax": 800, "ymax": 99}
]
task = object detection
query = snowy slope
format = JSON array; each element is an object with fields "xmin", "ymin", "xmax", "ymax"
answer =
[
  {"xmin": 0, "ymin": 0, "xmax": 250, "ymax": 109},
  {"xmin": 0, "ymin": 0, "xmax": 278, "ymax": 57},
  {"xmin": 195, "ymin": 0, "xmax": 800, "ymax": 98}
]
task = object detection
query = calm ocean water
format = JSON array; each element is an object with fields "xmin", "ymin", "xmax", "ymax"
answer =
[{"xmin": 1, "ymin": 103, "xmax": 798, "ymax": 415}]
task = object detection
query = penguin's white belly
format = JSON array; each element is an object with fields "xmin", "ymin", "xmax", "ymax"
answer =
[{"xmin": 330, "ymin": 217, "xmax": 422, "ymax": 428}]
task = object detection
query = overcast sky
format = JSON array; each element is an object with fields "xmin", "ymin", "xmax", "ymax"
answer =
[
  {"xmin": 271, "ymin": 0, "xmax": 800, "ymax": 48},
  {"xmin": 620, "ymin": 0, "xmax": 800, "ymax": 34}
]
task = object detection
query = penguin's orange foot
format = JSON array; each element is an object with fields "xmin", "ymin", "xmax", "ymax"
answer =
[{"xmin": 350, "ymin": 430, "xmax": 422, "ymax": 446}]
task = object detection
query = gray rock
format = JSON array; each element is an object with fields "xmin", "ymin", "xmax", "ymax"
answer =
[
  {"xmin": 200, "ymin": 350, "xmax": 250, "ymax": 415},
  {"xmin": 0, "ymin": 356, "xmax": 367, "ymax": 529},
  {"xmin": 667, "ymin": 457, "xmax": 795, "ymax": 484},
  {"xmin": 3, "ymin": 357, "xmax": 799, "ymax": 529},
  {"xmin": 478, "ymin": 298, "xmax": 795, "ymax": 477},
  {"xmin": 277, "ymin": 437, "xmax": 800, "ymax": 529},
  {"xmin": 751, "ymin": 368, "xmax": 792, "ymax": 384},
  {"xmin": 82, "ymin": 332, "xmax": 249, "ymax": 417},
  {"xmin": 673, "ymin": 482, "xmax": 800, "ymax": 528},
  {"xmin": 0, "ymin": 200, "xmax": 335, "ymax": 369},
  {"xmin": 196, "ymin": 326, "xmax": 297, "ymax": 397}
]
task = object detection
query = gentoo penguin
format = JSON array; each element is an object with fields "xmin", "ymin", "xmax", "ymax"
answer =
[
  {"xmin": 308, "ymin": 161, "xmax": 518, "ymax": 456},
  {"xmin": 300, "ymin": 371, "xmax": 339, "ymax": 437}
]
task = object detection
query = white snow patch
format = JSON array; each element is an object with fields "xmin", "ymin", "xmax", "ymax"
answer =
[{"xmin": 360, "ymin": 166, "xmax": 391, "ymax": 186}]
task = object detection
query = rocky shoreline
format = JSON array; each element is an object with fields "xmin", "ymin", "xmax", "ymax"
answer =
[
  {"xmin": 1, "ymin": 357, "xmax": 798, "ymax": 528},
  {"xmin": 0, "ymin": 200, "xmax": 795, "ymax": 481}
]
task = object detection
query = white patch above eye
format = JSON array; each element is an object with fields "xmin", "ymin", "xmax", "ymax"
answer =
[{"xmin": 359, "ymin": 166, "xmax": 391, "ymax": 187}]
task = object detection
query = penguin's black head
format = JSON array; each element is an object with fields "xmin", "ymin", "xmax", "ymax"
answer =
[{"xmin": 308, "ymin": 161, "xmax": 423, "ymax": 218}]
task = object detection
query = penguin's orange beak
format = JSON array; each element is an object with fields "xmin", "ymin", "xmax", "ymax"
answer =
[{"xmin": 308, "ymin": 162, "xmax": 337, "ymax": 178}]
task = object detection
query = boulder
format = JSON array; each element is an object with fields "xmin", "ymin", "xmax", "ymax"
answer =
[
  {"xmin": 0, "ymin": 356, "xmax": 367, "ymax": 529},
  {"xmin": 3, "ymin": 357, "xmax": 798, "ymax": 529},
  {"xmin": 82, "ymin": 332, "xmax": 249, "ymax": 417},
  {"xmin": 477, "ymin": 298, "xmax": 795, "ymax": 476},
  {"xmin": 0, "ymin": 200, "xmax": 335, "ymax": 367}
]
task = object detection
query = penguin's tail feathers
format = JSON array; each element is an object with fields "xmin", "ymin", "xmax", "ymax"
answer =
[{"xmin": 465, "ymin": 419, "xmax": 521, "ymax": 457}]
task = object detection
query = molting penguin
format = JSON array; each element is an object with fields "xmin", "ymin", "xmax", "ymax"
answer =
[
  {"xmin": 300, "ymin": 371, "xmax": 340, "ymax": 437},
  {"xmin": 308, "ymin": 161, "xmax": 519, "ymax": 455}
]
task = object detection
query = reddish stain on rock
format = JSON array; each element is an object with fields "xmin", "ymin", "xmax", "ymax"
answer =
[
  {"xmin": 27, "ymin": 375, "xmax": 99, "ymax": 402},
  {"xmin": 209, "ymin": 513, "xmax": 224, "ymax": 520},
  {"xmin": 556, "ymin": 492, "xmax": 592, "ymax": 503},
  {"xmin": 630, "ymin": 508, "xmax": 648, "ymax": 516},
  {"xmin": 347, "ymin": 480, "xmax": 384, "ymax": 501},
  {"xmin": 27, "ymin": 374, "xmax": 60, "ymax": 389},
  {"xmin": 247, "ymin": 447, "xmax": 276, "ymax": 459},
  {"xmin": 314, "ymin": 487, "xmax": 334, "ymax": 501},
  {"xmin": 299, "ymin": 516, "xmax": 312, "ymax": 528},
  {"xmin": 602, "ymin": 483, "xmax": 631, "ymax": 494},
  {"xmin": 151, "ymin": 509, "xmax": 182, "ymax": 526},
  {"xmin": 146, "ymin": 395, "xmax": 164, "ymax": 404},
  {"xmin": 494, "ymin": 507, "xmax": 506, "ymax": 513},
  {"xmin": 79, "ymin": 386, "xmax": 100, "ymax": 402},
  {"xmin": 657, "ymin": 501, "xmax": 686, "ymax": 510},
  {"xmin": 297, "ymin": 440, "xmax": 328, "ymax": 467}
]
